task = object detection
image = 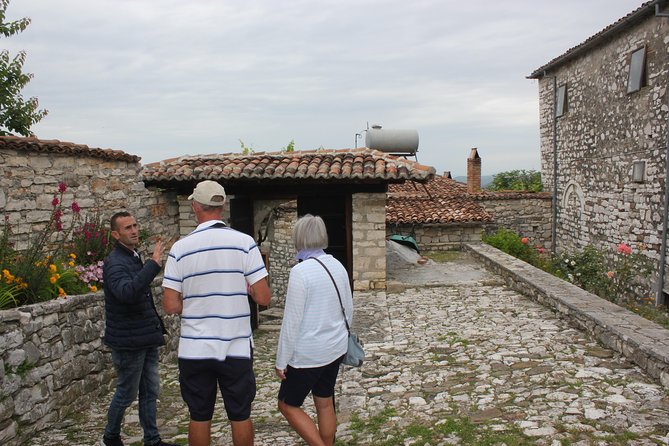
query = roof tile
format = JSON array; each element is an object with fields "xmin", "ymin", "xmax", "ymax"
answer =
[
  {"xmin": 0, "ymin": 135, "xmax": 140, "ymax": 162},
  {"xmin": 142, "ymin": 148, "xmax": 435, "ymax": 183},
  {"xmin": 387, "ymin": 175, "xmax": 551, "ymax": 224}
]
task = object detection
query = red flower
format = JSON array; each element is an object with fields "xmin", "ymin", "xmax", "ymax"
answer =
[
  {"xmin": 56, "ymin": 222, "xmax": 63, "ymax": 231},
  {"xmin": 71, "ymin": 202, "xmax": 80, "ymax": 213},
  {"xmin": 521, "ymin": 237, "xmax": 529, "ymax": 245},
  {"xmin": 58, "ymin": 182, "xmax": 67, "ymax": 193},
  {"xmin": 616, "ymin": 243, "xmax": 632, "ymax": 256},
  {"xmin": 52, "ymin": 197, "xmax": 59, "ymax": 207}
]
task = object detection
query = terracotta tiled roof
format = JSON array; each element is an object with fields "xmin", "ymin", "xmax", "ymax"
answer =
[
  {"xmin": 0, "ymin": 135, "xmax": 140, "ymax": 162},
  {"xmin": 387, "ymin": 175, "xmax": 552, "ymax": 224},
  {"xmin": 528, "ymin": 1, "xmax": 656, "ymax": 78},
  {"xmin": 141, "ymin": 148, "xmax": 435, "ymax": 184},
  {"xmin": 387, "ymin": 175, "xmax": 493, "ymax": 224}
]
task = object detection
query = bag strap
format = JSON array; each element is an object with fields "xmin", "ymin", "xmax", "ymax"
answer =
[{"xmin": 309, "ymin": 257, "xmax": 350, "ymax": 333}]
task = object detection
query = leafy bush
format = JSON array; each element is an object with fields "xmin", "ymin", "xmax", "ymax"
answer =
[
  {"xmin": 482, "ymin": 228, "xmax": 548, "ymax": 268},
  {"xmin": 483, "ymin": 228, "xmax": 666, "ymax": 327}
]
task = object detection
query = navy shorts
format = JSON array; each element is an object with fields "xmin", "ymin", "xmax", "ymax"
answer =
[
  {"xmin": 179, "ymin": 357, "xmax": 256, "ymax": 422},
  {"xmin": 278, "ymin": 355, "xmax": 344, "ymax": 407}
]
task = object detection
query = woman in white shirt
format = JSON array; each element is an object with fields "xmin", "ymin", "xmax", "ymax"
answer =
[{"xmin": 275, "ymin": 214, "xmax": 353, "ymax": 446}]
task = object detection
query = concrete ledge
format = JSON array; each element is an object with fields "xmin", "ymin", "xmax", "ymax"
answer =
[{"xmin": 464, "ymin": 243, "xmax": 669, "ymax": 389}]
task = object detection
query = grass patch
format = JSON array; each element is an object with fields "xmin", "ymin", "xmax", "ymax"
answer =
[
  {"xmin": 423, "ymin": 250, "xmax": 460, "ymax": 263},
  {"xmin": 339, "ymin": 408, "xmax": 533, "ymax": 446}
]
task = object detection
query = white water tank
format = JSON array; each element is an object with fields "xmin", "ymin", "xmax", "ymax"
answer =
[{"xmin": 365, "ymin": 125, "xmax": 419, "ymax": 155}]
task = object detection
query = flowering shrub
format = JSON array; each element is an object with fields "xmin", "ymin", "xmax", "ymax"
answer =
[
  {"xmin": 70, "ymin": 214, "xmax": 111, "ymax": 264},
  {"xmin": 0, "ymin": 182, "xmax": 107, "ymax": 309},
  {"xmin": 482, "ymin": 228, "xmax": 551, "ymax": 270},
  {"xmin": 484, "ymin": 228, "xmax": 666, "ymax": 327},
  {"xmin": 75, "ymin": 260, "xmax": 104, "ymax": 292}
]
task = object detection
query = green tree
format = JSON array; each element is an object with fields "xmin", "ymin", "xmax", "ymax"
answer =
[
  {"xmin": 487, "ymin": 169, "xmax": 542, "ymax": 192},
  {"xmin": 0, "ymin": 0, "xmax": 48, "ymax": 136}
]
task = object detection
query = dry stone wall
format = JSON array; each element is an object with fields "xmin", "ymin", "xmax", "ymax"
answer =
[
  {"xmin": 478, "ymin": 195, "xmax": 553, "ymax": 249},
  {"xmin": 0, "ymin": 283, "xmax": 178, "ymax": 446}
]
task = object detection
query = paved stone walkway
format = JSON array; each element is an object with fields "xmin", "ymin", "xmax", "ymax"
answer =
[{"xmin": 32, "ymin": 252, "xmax": 669, "ymax": 445}]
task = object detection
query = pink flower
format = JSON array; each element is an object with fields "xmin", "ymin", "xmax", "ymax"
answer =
[
  {"xmin": 52, "ymin": 197, "xmax": 59, "ymax": 207},
  {"xmin": 521, "ymin": 237, "xmax": 529, "ymax": 245},
  {"xmin": 71, "ymin": 202, "xmax": 80, "ymax": 213},
  {"xmin": 606, "ymin": 271, "xmax": 615, "ymax": 279},
  {"xmin": 58, "ymin": 182, "xmax": 67, "ymax": 193},
  {"xmin": 616, "ymin": 243, "xmax": 632, "ymax": 256},
  {"xmin": 56, "ymin": 222, "xmax": 63, "ymax": 231},
  {"xmin": 538, "ymin": 247, "xmax": 545, "ymax": 254}
]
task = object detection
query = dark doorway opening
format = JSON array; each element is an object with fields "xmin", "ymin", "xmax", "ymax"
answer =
[{"xmin": 297, "ymin": 194, "xmax": 352, "ymax": 289}]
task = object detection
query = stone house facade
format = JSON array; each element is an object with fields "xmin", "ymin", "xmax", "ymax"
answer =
[{"xmin": 528, "ymin": 1, "xmax": 669, "ymax": 304}]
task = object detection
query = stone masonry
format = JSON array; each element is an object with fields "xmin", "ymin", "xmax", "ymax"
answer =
[
  {"xmin": 352, "ymin": 192, "xmax": 387, "ymax": 291},
  {"xmin": 0, "ymin": 281, "xmax": 179, "ymax": 446},
  {"xmin": 535, "ymin": 10, "xmax": 669, "ymax": 290}
]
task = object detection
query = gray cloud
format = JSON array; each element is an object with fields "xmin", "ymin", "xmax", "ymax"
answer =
[{"xmin": 5, "ymin": 0, "xmax": 640, "ymax": 175}]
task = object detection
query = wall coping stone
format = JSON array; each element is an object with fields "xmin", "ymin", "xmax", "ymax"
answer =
[{"xmin": 464, "ymin": 242, "xmax": 669, "ymax": 389}]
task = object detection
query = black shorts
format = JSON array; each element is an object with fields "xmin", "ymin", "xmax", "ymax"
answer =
[
  {"xmin": 278, "ymin": 355, "xmax": 344, "ymax": 407},
  {"xmin": 178, "ymin": 357, "xmax": 256, "ymax": 422}
]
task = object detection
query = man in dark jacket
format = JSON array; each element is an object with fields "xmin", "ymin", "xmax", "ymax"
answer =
[{"xmin": 101, "ymin": 211, "xmax": 177, "ymax": 446}]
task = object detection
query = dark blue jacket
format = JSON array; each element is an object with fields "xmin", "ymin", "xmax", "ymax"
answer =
[{"xmin": 102, "ymin": 242, "xmax": 166, "ymax": 350}]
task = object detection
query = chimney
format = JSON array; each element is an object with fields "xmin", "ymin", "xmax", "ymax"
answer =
[
  {"xmin": 467, "ymin": 148, "xmax": 481, "ymax": 193},
  {"xmin": 444, "ymin": 171, "xmax": 452, "ymax": 179}
]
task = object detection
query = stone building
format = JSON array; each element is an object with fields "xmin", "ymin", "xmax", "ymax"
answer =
[
  {"xmin": 141, "ymin": 148, "xmax": 435, "ymax": 303},
  {"xmin": 528, "ymin": 0, "xmax": 669, "ymax": 304},
  {"xmin": 387, "ymin": 148, "xmax": 552, "ymax": 251}
]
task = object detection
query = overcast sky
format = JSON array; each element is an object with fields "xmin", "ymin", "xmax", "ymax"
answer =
[{"xmin": 5, "ymin": 0, "xmax": 642, "ymax": 176}]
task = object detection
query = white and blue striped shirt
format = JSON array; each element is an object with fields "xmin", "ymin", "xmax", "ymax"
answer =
[
  {"xmin": 276, "ymin": 254, "xmax": 353, "ymax": 369},
  {"xmin": 162, "ymin": 220, "xmax": 268, "ymax": 361}
]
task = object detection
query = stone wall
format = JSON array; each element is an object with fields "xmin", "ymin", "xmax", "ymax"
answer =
[
  {"xmin": 388, "ymin": 223, "xmax": 484, "ymax": 251},
  {"xmin": 0, "ymin": 147, "xmax": 180, "ymax": 252},
  {"xmin": 478, "ymin": 194, "xmax": 553, "ymax": 249},
  {"xmin": 0, "ymin": 281, "xmax": 179, "ymax": 446},
  {"xmin": 387, "ymin": 195, "xmax": 552, "ymax": 252},
  {"xmin": 264, "ymin": 202, "xmax": 297, "ymax": 307},
  {"xmin": 466, "ymin": 242, "xmax": 669, "ymax": 390},
  {"xmin": 536, "ymin": 15, "xmax": 668, "ymax": 289},
  {"xmin": 0, "ymin": 147, "xmax": 181, "ymax": 445},
  {"xmin": 352, "ymin": 192, "xmax": 387, "ymax": 291}
]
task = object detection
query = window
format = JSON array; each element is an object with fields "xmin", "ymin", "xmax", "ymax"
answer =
[
  {"xmin": 627, "ymin": 46, "xmax": 646, "ymax": 93},
  {"xmin": 555, "ymin": 83, "xmax": 567, "ymax": 117}
]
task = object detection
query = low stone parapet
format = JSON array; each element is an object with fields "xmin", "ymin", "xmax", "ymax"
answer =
[
  {"xmin": 465, "ymin": 242, "xmax": 669, "ymax": 390},
  {"xmin": 0, "ymin": 280, "xmax": 178, "ymax": 446}
]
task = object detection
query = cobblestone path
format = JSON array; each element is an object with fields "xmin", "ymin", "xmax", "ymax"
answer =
[{"xmin": 33, "ymin": 253, "xmax": 669, "ymax": 445}]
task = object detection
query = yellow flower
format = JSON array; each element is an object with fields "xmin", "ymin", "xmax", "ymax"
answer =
[
  {"xmin": 90, "ymin": 285, "xmax": 98, "ymax": 292},
  {"xmin": 50, "ymin": 276, "xmax": 57, "ymax": 284},
  {"xmin": 69, "ymin": 253, "xmax": 77, "ymax": 259},
  {"xmin": 58, "ymin": 288, "xmax": 66, "ymax": 297},
  {"xmin": 68, "ymin": 261, "xmax": 75, "ymax": 267},
  {"xmin": 49, "ymin": 264, "xmax": 57, "ymax": 273}
]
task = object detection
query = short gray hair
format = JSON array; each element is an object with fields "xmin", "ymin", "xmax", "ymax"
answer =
[{"xmin": 293, "ymin": 214, "xmax": 328, "ymax": 250}]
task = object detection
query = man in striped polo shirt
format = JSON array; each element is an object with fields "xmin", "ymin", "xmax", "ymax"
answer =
[{"xmin": 162, "ymin": 180, "xmax": 271, "ymax": 446}]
